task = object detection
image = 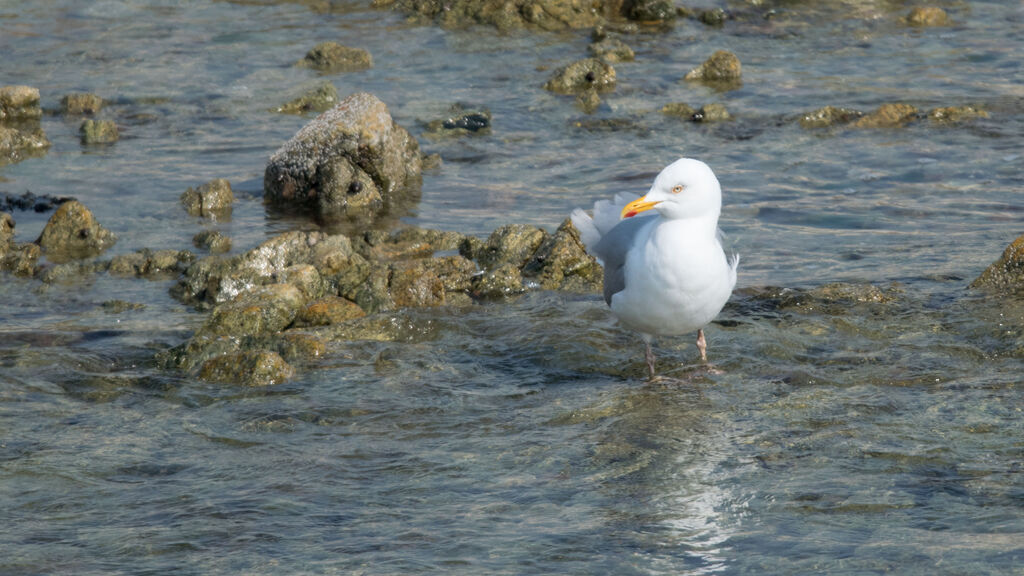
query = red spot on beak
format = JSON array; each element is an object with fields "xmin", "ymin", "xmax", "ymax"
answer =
[{"xmin": 624, "ymin": 210, "xmax": 638, "ymax": 218}]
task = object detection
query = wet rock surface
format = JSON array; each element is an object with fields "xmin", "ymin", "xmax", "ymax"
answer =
[
  {"xmin": 181, "ymin": 178, "xmax": 235, "ymax": 219},
  {"xmin": 199, "ymin": 350, "xmax": 294, "ymax": 386},
  {"xmin": 298, "ymin": 41, "xmax": 373, "ymax": 73},
  {"xmin": 36, "ymin": 200, "xmax": 117, "ymax": 263},
  {"xmin": 60, "ymin": 93, "xmax": 104, "ymax": 115},
  {"xmin": 79, "ymin": 119, "xmax": 119, "ymax": 144},
  {"xmin": 852, "ymin": 103, "xmax": 919, "ymax": 128},
  {"xmin": 275, "ymin": 82, "xmax": 339, "ymax": 114},
  {"xmin": 423, "ymin": 104, "xmax": 492, "ymax": 138},
  {"xmin": 1, "ymin": 86, "xmax": 50, "ymax": 166},
  {"xmin": 800, "ymin": 105, "xmax": 864, "ymax": 129},
  {"xmin": 661, "ymin": 102, "xmax": 696, "ymax": 119},
  {"xmin": 108, "ymin": 249, "xmax": 194, "ymax": 277},
  {"xmin": 906, "ymin": 6, "xmax": 949, "ymax": 27},
  {"xmin": 384, "ymin": 0, "xmax": 607, "ymax": 31},
  {"xmin": 684, "ymin": 50, "xmax": 742, "ymax": 88},
  {"xmin": 544, "ymin": 58, "xmax": 616, "ymax": 95},
  {"xmin": 693, "ymin": 103, "xmax": 731, "ymax": 123},
  {"xmin": 192, "ymin": 229, "xmax": 232, "ymax": 254},
  {"xmin": 587, "ymin": 38, "xmax": 634, "ymax": 63},
  {"xmin": 970, "ymin": 234, "xmax": 1024, "ymax": 295},
  {"xmin": 264, "ymin": 92, "xmax": 422, "ymax": 223},
  {"xmin": 928, "ymin": 105, "xmax": 988, "ymax": 123},
  {"xmin": 0, "ymin": 86, "xmax": 42, "ymax": 121}
]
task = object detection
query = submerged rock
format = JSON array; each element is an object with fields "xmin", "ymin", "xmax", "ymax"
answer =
[
  {"xmin": 661, "ymin": 102, "xmax": 696, "ymax": 119},
  {"xmin": 298, "ymin": 41, "xmax": 372, "ymax": 73},
  {"xmin": 264, "ymin": 92, "xmax": 422, "ymax": 223},
  {"xmin": 906, "ymin": 6, "xmax": 949, "ymax": 27},
  {"xmin": 275, "ymin": 82, "xmax": 339, "ymax": 114},
  {"xmin": 79, "ymin": 119, "xmax": 119, "ymax": 144},
  {"xmin": 0, "ymin": 86, "xmax": 42, "ymax": 121},
  {"xmin": 423, "ymin": 104, "xmax": 492, "ymax": 138},
  {"xmin": 60, "ymin": 93, "xmax": 104, "ymax": 115},
  {"xmin": 970, "ymin": 234, "xmax": 1024, "ymax": 294},
  {"xmin": 544, "ymin": 58, "xmax": 616, "ymax": 95},
  {"xmin": 181, "ymin": 178, "xmax": 234, "ymax": 219},
  {"xmin": 692, "ymin": 103, "xmax": 731, "ymax": 123},
  {"xmin": 575, "ymin": 88, "xmax": 602, "ymax": 114},
  {"xmin": 799, "ymin": 105, "xmax": 863, "ymax": 129},
  {"xmin": 0, "ymin": 125, "xmax": 50, "ymax": 166},
  {"xmin": 36, "ymin": 200, "xmax": 117, "ymax": 263},
  {"xmin": 588, "ymin": 38, "xmax": 635, "ymax": 63},
  {"xmin": 684, "ymin": 50, "xmax": 742, "ymax": 87},
  {"xmin": 623, "ymin": 0, "xmax": 675, "ymax": 22},
  {"xmin": 852, "ymin": 103, "xmax": 919, "ymax": 128},
  {"xmin": 192, "ymin": 229, "xmax": 232, "ymax": 253},
  {"xmin": 108, "ymin": 249, "xmax": 194, "ymax": 277},
  {"xmin": 199, "ymin": 350, "xmax": 294, "ymax": 386},
  {"xmin": 1, "ymin": 242, "xmax": 40, "ymax": 276},
  {"xmin": 927, "ymin": 105, "xmax": 988, "ymax": 123}
]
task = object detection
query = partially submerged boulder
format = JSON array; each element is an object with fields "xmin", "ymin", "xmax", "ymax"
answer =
[
  {"xmin": 0, "ymin": 86, "xmax": 49, "ymax": 166},
  {"xmin": 661, "ymin": 102, "xmax": 696, "ymax": 119},
  {"xmin": 544, "ymin": 58, "xmax": 616, "ymax": 95},
  {"xmin": 423, "ymin": 104, "xmax": 492, "ymax": 138},
  {"xmin": 799, "ymin": 105, "xmax": 863, "ymax": 129},
  {"xmin": 928, "ymin": 105, "xmax": 988, "ymax": 123},
  {"xmin": 79, "ymin": 119, "xmax": 118, "ymax": 144},
  {"xmin": 36, "ymin": 200, "xmax": 117, "ymax": 263},
  {"xmin": 970, "ymin": 234, "xmax": 1024, "ymax": 294},
  {"xmin": 264, "ymin": 92, "xmax": 422, "ymax": 223},
  {"xmin": 684, "ymin": 50, "xmax": 742, "ymax": 87},
  {"xmin": 588, "ymin": 38, "xmax": 635, "ymax": 63},
  {"xmin": 298, "ymin": 42, "xmax": 373, "ymax": 73},
  {"xmin": 0, "ymin": 86, "xmax": 42, "ymax": 121},
  {"xmin": 906, "ymin": 6, "xmax": 949, "ymax": 27},
  {"xmin": 181, "ymin": 178, "xmax": 234, "ymax": 219},
  {"xmin": 692, "ymin": 103, "xmax": 731, "ymax": 123},
  {"xmin": 275, "ymin": 82, "xmax": 339, "ymax": 114},
  {"xmin": 61, "ymin": 93, "xmax": 104, "ymax": 115},
  {"xmin": 852, "ymin": 103, "xmax": 919, "ymax": 128},
  {"xmin": 199, "ymin": 350, "xmax": 294, "ymax": 386}
]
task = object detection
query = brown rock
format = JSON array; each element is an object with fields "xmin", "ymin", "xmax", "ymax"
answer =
[
  {"xmin": 296, "ymin": 295, "xmax": 367, "ymax": 326},
  {"xmin": 36, "ymin": 200, "xmax": 117, "ymax": 263},
  {"xmin": 181, "ymin": 178, "xmax": 234, "ymax": 219},
  {"xmin": 970, "ymin": 234, "xmax": 1024, "ymax": 294},
  {"xmin": 79, "ymin": 119, "xmax": 118, "ymax": 144},
  {"xmin": 853, "ymin": 103, "xmax": 919, "ymax": 128},
  {"xmin": 299, "ymin": 42, "xmax": 373, "ymax": 73},
  {"xmin": 684, "ymin": 50, "xmax": 742, "ymax": 83},
  {"xmin": 199, "ymin": 350, "xmax": 294, "ymax": 386},
  {"xmin": 906, "ymin": 6, "xmax": 949, "ymax": 26},
  {"xmin": 0, "ymin": 86, "xmax": 42, "ymax": 121},
  {"xmin": 928, "ymin": 105, "xmax": 988, "ymax": 123},
  {"xmin": 544, "ymin": 58, "xmax": 616, "ymax": 95},
  {"xmin": 800, "ymin": 105, "xmax": 863, "ymax": 129},
  {"xmin": 61, "ymin": 93, "xmax": 104, "ymax": 115}
]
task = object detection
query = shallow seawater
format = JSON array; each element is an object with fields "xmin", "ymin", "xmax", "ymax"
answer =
[{"xmin": 1, "ymin": 0, "xmax": 1023, "ymax": 574}]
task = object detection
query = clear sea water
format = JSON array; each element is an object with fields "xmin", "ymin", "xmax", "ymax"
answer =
[{"xmin": 1, "ymin": 0, "xmax": 1022, "ymax": 573}]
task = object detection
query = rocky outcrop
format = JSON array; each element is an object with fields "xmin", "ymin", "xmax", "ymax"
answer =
[{"xmin": 264, "ymin": 92, "xmax": 422, "ymax": 223}]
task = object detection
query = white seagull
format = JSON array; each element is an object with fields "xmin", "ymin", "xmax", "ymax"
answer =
[{"xmin": 571, "ymin": 158, "xmax": 739, "ymax": 379}]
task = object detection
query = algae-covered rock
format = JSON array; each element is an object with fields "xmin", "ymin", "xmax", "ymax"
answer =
[
  {"xmin": 0, "ymin": 125, "xmax": 50, "ymax": 166},
  {"xmin": 693, "ymin": 103, "xmax": 731, "ymax": 123},
  {"xmin": 199, "ymin": 283, "xmax": 308, "ymax": 340},
  {"xmin": 472, "ymin": 262, "xmax": 525, "ymax": 298},
  {"xmin": 970, "ymin": 234, "xmax": 1024, "ymax": 294},
  {"xmin": 389, "ymin": 259, "xmax": 447, "ymax": 308},
  {"xmin": 588, "ymin": 38, "xmax": 635, "ymax": 63},
  {"xmin": 576, "ymin": 88, "xmax": 602, "ymax": 114},
  {"xmin": 853, "ymin": 103, "xmax": 919, "ymax": 128},
  {"xmin": 295, "ymin": 295, "xmax": 366, "ymax": 327},
  {"xmin": 698, "ymin": 8, "xmax": 727, "ymax": 26},
  {"xmin": 60, "ymin": 93, "xmax": 104, "ymax": 115},
  {"xmin": 424, "ymin": 104, "xmax": 492, "ymax": 138},
  {"xmin": 623, "ymin": 0, "xmax": 675, "ymax": 22},
  {"xmin": 661, "ymin": 102, "xmax": 696, "ymax": 119},
  {"xmin": 476, "ymin": 223, "xmax": 547, "ymax": 270},
  {"xmin": 79, "ymin": 119, "xmax": 118, "ymax": 144},
  {"xmin": 684, "ymin": 50, "xmax": 742, "ymax": 84},
  {"xmin": 181, "ymin": 178, "xmax": 234, "ymax": 219},
  {"xmin": 906, "ymin": 6, "xmax": 949, "ymax": 27},
  {"xmin": 544, "ymin": 58, "xmax": 616, "ymax": 95},
  {"xmin": 522, "ymin": 217, "xmax": 601, "ymax": 290},
  {"xmin": 108, "ymin": 249, "xmax": 194, "ymax": 277},
  {"xmin": 384, "ymin": 0, "xmax": 605, "ymax": 31},
  {"xmin": 275, "ymin": 82, "xmax": 339, "ymax": 114},
  {"xmin": 799, "ymin": 105, "xmax": 863, "ymax": 129},
  {"xmin": 199, "ymin": 350, "xmax": 294, "ymax": 386},
  {"xmin": 298, "ymin": 41, "xmax": 373, "ymax": 73},
  {"xmin": 0, "ymin": 86, "xmax": 42, "ymax": 121},
  {"xmin": 275, "ymin": 263, "xmax": 326, "ymax": 302},
  {"xmin": 264, "ymin": 92, "xmax": 422, "ymax": 223},
  {"xmin": 2, "ymin": 242, "xmax": 40, "ymax": 276},
  {"xmin": 36, "ymin": 200, "xmax": 117, "ymax": 263},
  {"xmin": 193, "ymin": 229, "xmax": 232, "ymax": 253},
  {"xmin": 928, "ymin": 105, "xmax": 988, "ymax": 124}
]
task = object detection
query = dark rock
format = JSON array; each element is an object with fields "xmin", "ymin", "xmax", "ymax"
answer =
[
  {"xmin": 661, "ymin": 102, "xmax": 696, "ymax": 118},
  {"xmin": 0, "ymin": 191, "xmax": 74, "ymax": 213},
  {"xmin": 522, "ymin": 217, "xmax": 601, "ymax": 290},
  {"xmin": 544, "ymin": 58, "xmax": 616, "ymax": 95},
  {"xmin": 36, "ymin": 200, "xmax": 116, "ymax": 263},
  {"xmin": 295, "ymin": 295, "xmax": 366, "ymax": 326},
  {"xmin": 587, "ymin": 38, "xmax": 635, "ymax": 63},
  {"xmin": 0, "ymin": 86, "xmax": 42, "ymax": 121},
  {"xmin": 79, "ymin": 119, "xmax": 118, "ymax": 144},
  {"xmin": 692, "ymin": 103, "xmax": 731, "ymax": 123},
  {"xmin": 60, "ymin": 93, "xmax": 104, "ymax": 115},
  {"xmin": 264, "ymin": 92, "xmax": 422, "ymax": 223},
  {"xmin": 906, "ymin": 6, "xmax": 949, "ymax": 27},
  {"xmin": 698, "ymin": 8, "xmax": 727, "ymax": 26},
  {"xmin": 852, "ymin": 103, "xmax": 919, "ymax": 128},
  {"xmin": 575, "ymin": 88, "xmax": 602, "ymax": 114},
  {"xmin": 181, "ymin": 178, "xmax": 234, "ymax": 219},
  {"xmin": 970, "ymin": 234, "xmax": 1024, "ymax": 294},
  {"xmin": 0, "ymin": 125, "xmax": 50, "ymax": 166},
  {"xmin": 684, "ymin": 50, "xmax": 742, "ymax": 88},
  {"xmin": 192, "ymin": 229, "xmax": 232, "ymax": 253},
  {"xmin": 472, "ymin": 263, "xmax": 524, "ymax": 298},
  {"xmin": 199, "ymin": 350, "xmax": 294, "ymax": 386},
  {"xmin": 476, "ymin": 223, "xmax": 547, "ymax": 270},
  {"xmin": 928, "ymin": 105, "xmax": 988, "ymax": 123},
  {"xmin": 424, "ymin": 104, "xmax": 492, "ymax": 138},
  {"xmin": 799, "ymin": 105, "xmax": 863, "ymax": 129},
  {"xmin": 623, "ymin": 0, "xmax": 675, "ymax": 22},
  {"xmin": 275, "ymin": 82, "xmax": 339, "ymax": 114},
  {"xmin": 298, "ymin": 42, "xmax": 373, "ymax": 73}
]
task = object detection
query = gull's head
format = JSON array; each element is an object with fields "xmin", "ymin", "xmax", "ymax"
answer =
[{"xmin": 621, "ymin": 158, "xmax": 722, "ymax": 221}]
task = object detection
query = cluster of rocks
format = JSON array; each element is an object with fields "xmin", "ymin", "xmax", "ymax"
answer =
[
  {"xmin": 799, "ymin": 102, "xmax": 988, "ymax": 129},
  {"xmin": 1, "ymin": 200, "xmax": 118, "ymax": 276},
  {"xmin": 1, "ymin": 86, "xmax": 50, "ymax": 166}
]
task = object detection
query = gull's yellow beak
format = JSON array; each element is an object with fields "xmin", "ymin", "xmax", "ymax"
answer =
[{"xmin": 621, "ymin": 196, "xmax": 660, "ymax": 219}]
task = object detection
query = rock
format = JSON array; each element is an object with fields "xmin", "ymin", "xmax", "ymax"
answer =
[
  {"xmin": 661, "ymin": 102, "xmax": 696, "ymax": 118},
  {"xmin": 424, "ymin": 104, "xmax": 492, "ymax": 138},
  {"xmin": 928, "ymin": 105, "xmax": 988, "ymax": 123},
  {"xmin": 852, "ymin": 103, "xmax": 919, "ymax": 128},
  {"xmin": 38, "ymin": 260, "xmax": 110, "ymax": 284},
  {"xmin": 275, "ymin": 82, "xmax": 339, "ymax": 114},
  {"xmin": 544, "ymin": 58, "xmax": 616, "ymax": 95},
  {"xmin": 684, "ymin": 50, "xmax": 742, "ymax": 86},
  {"xmin": 180, "ymin": 178, "xmax": 234, "ymax": 219},
  {"xmin": 108, "ymin": 249, "xmax": 193, "ymax": 277},
  {"xmin": 587, "ymin": 38, "xmax": 635, "ymax": 63},
  {"xmin": 275, "ymin": 263, "xmax": 325, "ymax": 302},
  {"xmin": 298, "ymin": 42, "xmax": 373, "ymax": 73},
  {"xmin": 576, "ymin": 88, "xmax": 602, "ymax": 114},
  {"xmin": 264, "ymin": 92, "xmax": 422, "ymax": 223},
  {"xmin": 799, "ymin": 105, "xmax": 863, "ymax": 129},
  {"xmin": 472, "ymin": 263, "xmax": 524, "ymax": 298},
  {"xmin": 389, "ymin": 260, "xmax": 447, "ymax": 308},
  {"xmin": 273, "ymin": 331, "xmax": 328, "ymax": 362},
  {"xmin": 698, "ymin": 8, "xmax": 727, "ymax": 26},
  {"xmin": 0, "ymin": 212, "xmax": 14, "ymax": 252},
  {"xmin": 295, "ymin": 295, "xmax": 366, "ymax": 326},
  {"xmin": 377, "ymin": 226, "xmax": 466, "ymax": 259},
  {"xmin": 623, "ymin": 0, "xmax": 675, "ymax": 22},
  {"xmin": 1, "ymin": 242, "xmax": 39, "ymax": 276},
  {"xmin": 476, "ymin": 223, "xmax": 547, "ymax": 270},
  {"xmin": 1, "ymin": 191, "xmax": 74, "ymax": 213},
  {"xmin": 386, "ymin": 0, "xmax": 604, "ymax": 31},
  {"xmin": 343, "ymin": 265, "xmax": 393, "ymax": 313},
  {"xmin": 60, "ymin": 93, "xmax": 104, "ymax": 115},
  {"xmin": 199, "ymin": 350, "xmax": 294, "ymax": 386},
  {"xmin": 970, "ymin": 234, "xmax": 1024, "ymax": 294},
  {"xmin": 906, "ymin": 6, "xmax": 949, "ymax": 27},
  {"xmin": 0, "ymin": 125, "xmax": 50, "ymax": 166},
  {"xmin": 79, "ymin": 119, "xmax": 118, "ymax": 144},
  {"xmin": 522, "ymin": 217, "xmax": 601, "ymax": 290},
  {"xmin": 101, "ymin": 300, "xmax": 145, "ymax": 313},
  {"xmin": 198, "ymin": 283, "xmax": 308, "ymax": 340},
  {"xmin": 192, "ymin": 229, "xmax": 232, "ymax": 253},
  {"xmin": 693, "ymin": 103, "xmax": 731, "ymax": 123},
  {"xmin": 36, "ymin": 200, "xmax": 117, "ymax": 263},
  {"xmin": 0, "ymin": 86, "xmax": 42, "ymax": 121}
]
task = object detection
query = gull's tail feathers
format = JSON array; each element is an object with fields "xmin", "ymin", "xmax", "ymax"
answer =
[
  {"xmin": 571, "ymin": 192, "xmax": 640, "ymax": 263},
  {"xmin": 570, "ymin": 208, "xmax": 602, "ymax": 262}
]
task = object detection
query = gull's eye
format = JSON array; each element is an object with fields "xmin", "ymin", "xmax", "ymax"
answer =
[{"xmin": 671, "ymin": 185, "xmax": 684, "ymax": 194}]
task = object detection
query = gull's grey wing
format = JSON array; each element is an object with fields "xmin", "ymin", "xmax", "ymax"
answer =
[{"xmin": 593, "ymin": 214, "xmax": 654, "ymax": 305}]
